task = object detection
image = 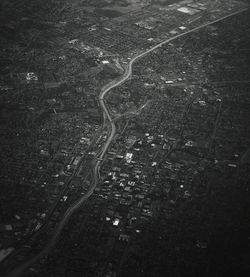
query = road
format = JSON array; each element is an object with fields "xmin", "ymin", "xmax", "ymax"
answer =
[{"xmin": 4, "ymin": 7, "xmax": 248, "ymax": 277}]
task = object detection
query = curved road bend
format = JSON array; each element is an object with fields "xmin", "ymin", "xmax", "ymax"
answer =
[{"xmin": 4, "ymin": 7, "xmax": 248, "ymax": 277}]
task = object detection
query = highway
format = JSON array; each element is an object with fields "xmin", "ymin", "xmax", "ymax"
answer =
[{"xmin": 4, "ymin": 7, "xmax": 248, "ymax": 277}]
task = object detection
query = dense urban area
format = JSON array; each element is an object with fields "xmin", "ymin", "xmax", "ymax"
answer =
[{"xmin": 0, "ymin": 0, "xmax": 250, "ymax": 276}]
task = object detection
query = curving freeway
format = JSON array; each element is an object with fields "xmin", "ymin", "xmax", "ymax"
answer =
[{"xmin": 4, "ymin": 7, "xmax": 248, "ymax": 277}]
